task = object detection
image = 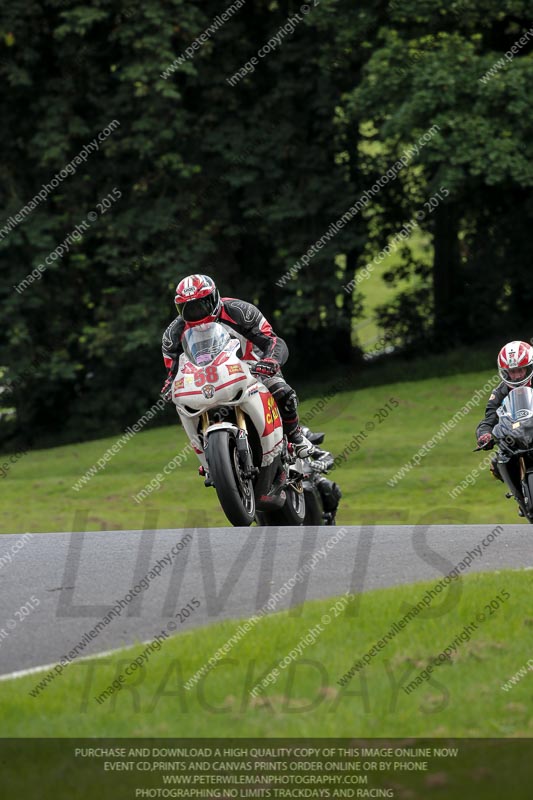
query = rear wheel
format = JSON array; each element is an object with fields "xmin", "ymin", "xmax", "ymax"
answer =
[
  {"xmin": 208, "ymin": 430, "xmax": 255, "ymax": 527},
  {"xmin": 261, "ymin": 483, "xmax": 306, "ymax": 526}
]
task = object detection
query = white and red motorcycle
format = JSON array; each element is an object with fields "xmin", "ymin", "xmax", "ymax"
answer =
[{"xmin": 172, "ymin": 322, "xmax": 326, "ymax": 527}]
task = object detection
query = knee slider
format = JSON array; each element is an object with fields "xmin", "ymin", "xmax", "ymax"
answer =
[{"xmin": 272, "ymin": 385, "xmax": 298, "ymax": 417}]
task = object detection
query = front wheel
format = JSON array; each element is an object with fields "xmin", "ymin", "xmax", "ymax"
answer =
[
  {"xmin": 303, "ymin": 487, "xmax": 324, "ymax": 526},
  {"xmin": 525, "ymin": 473, "xmax": 533, "ymax": 524},
  {"xmin": 207, "ymin": 430, "xmax": 256, "ymax": 527}
]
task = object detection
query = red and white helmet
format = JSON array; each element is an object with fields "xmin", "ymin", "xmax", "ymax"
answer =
[
  {"xmin": 174, "ymin": 274, "xmax": 221, "ymax": 325},
  {"xmin": 497, "ymin": 340, "xmax": 533, "ymax": 388}
]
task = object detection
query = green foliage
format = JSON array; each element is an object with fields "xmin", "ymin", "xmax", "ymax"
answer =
[
  {"xmin": 345, "ymin": 0, "xmax": 533, "ymax": 347},
  {"xmin": 1, "ymin": 0, "xmax": 531, "ymax": 442}
]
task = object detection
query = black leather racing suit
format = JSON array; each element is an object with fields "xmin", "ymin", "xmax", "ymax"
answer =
[
  {"xmin": 162, "ymin": 297, "xmax": 301, "ymax": 439},
  {"xmin": 476, "ymin": 381, "xmax": 519, "ymax": 486},
  {"xmin": 476, "ymin": 382, "xmax": 510, "ymax": 439}
]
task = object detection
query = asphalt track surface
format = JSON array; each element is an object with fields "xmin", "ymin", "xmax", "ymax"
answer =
[{"xmin": 0, "ymin": 523, "xmax": 531, "ymax": 678}]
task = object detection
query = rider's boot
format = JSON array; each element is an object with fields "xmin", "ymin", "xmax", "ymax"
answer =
[
  {"xmin": 301, "ymin": 426, "xmax": 325, "ymax": 445},
  {"xmin": 287, "ymin": 426, "xmax": 316, "ymax": 458}
]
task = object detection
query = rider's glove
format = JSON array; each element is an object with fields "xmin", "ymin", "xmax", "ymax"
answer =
[
  {"xmin": 161, "ymin": 375, "xmax": 174, "ymax": 401},
  {"xmin": 310, "ymin": 452, "xmax": 335, "ymax": 473},
  {"xmin": 477, "ymin": 432, "xmax": 494, "ymax": 449},
  {"xmin": 251, "ymin": 358, "xmax": 280, "ymax": 377}
]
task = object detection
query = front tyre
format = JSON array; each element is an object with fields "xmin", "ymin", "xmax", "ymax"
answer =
[
  {"xmin": 303, "ymin": 488, "xmax": 323, "ymax": 526},
  {"xmin": 208, "ymin": 430, "xmax": 256, "ymax": 527},
  {"xmin": 525, "ymin": 473, "xmax": 533, "ymax": 524}
]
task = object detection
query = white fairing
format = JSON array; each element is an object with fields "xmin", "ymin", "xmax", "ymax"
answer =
[{"xmin": 172, "ymin": 328, "xmax": 284, "ymax": 467}]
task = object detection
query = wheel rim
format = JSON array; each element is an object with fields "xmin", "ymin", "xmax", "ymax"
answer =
[{"xmin": 288, "ymin": 485, "xmax": 305, "ymax": 517}]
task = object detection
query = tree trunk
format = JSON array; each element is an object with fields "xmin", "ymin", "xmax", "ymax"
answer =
[{"xmin": 433, "ymin": 202, "xmax": 461, "ymax": 346}]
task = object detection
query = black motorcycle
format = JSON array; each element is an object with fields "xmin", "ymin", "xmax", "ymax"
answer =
[
  {"xmin": 299, "ymin": 427, "xmax": 342, "ymax": 526},
  {"xmin": 490, "ymin": 386, "xmax": 533, "ymax": 522},
  {"xmin": 255, "ymin": 427, "xmax": 342, "ymax": 527}
]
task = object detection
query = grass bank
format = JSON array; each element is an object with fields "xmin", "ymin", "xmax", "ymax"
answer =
[
  {"xmin": 0, "ymin": 570, "xmax": 530, "ymax": 737},
  {"xmin": 0, "ymin": 363, "xmax": 521, "ymax": 533}
]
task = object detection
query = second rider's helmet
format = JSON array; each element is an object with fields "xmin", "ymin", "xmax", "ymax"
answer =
[
  {"xmin": 497, "ymin": 340, "xmax": 533, "ymax": 388},
  {"xmin": 175, "ymin": 274, "xmax": 221, "ymax": 325}
]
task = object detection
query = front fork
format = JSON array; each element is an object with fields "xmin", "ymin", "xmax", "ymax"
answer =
[
  {"xmin": 499, "ymin": 456, "xmax": 530, "ymax": 516},
  {"xmin": 203, "ymin": 408, "xmax": 257, "ymax": 480},
  {"xmin": 235, "ymin": 429, "xmax": 256, "ymax": 479},
  {"xmin": 519, "ymin": 456, "xmax": 533, "ymax": 516}
]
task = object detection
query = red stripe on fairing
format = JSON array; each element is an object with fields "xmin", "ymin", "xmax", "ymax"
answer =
[
  {"xmin": 213, "ymin": 351, "xmax": 230, "ymax": 366},
  {"xmin": 243, "ymin": 340, "xmax": 255, "ymax": 359},
  {"xmin": 173, "ymin": 375, "xmax": 246, "ymax": 398},
  {"xmin": 163, "ymin": 356, "xmax": 173, "ymax": 368},
  {"xmin": 261, "ymin": 440, "xmax": 283, "ymax": 456}
]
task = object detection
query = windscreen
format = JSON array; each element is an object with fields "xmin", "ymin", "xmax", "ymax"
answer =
[
  {"xmin": 182, "ymin": 323, "xmax": 231, "ymax": 366},
  {"xmin": 499, "ymin": 386, "xmax": 533, "ymax": 422}
]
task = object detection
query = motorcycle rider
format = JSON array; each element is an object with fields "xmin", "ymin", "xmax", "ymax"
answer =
[
  {"xmin": 162, "ymin": 274, "xmax": 319, "ymax": 459},
  {"xmin": 476, "ymin": 340, "xmax": 533, "ymax": 490}
]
